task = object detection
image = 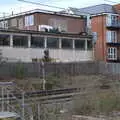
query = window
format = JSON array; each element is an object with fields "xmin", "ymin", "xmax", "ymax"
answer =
[
  {"xmin": 61, "ymin": 38, "xmax": 72, "ymax": 49},
  {"xmin": 111, "ymin": 15, "xmax": 116, "ymax": 22},
  {"xmin": 75, "ymin": 40, "xmax": 85, "ymax": 50},
  {"xmin": 47, "ymin": 37, "xmax": 59, "ymax": 48},
  {"xmin": 0, "ymin": 34, "xmax": 10, "ymax": 46},
  {"xmin": 0, "ymin": 21, "xmax": 8, "ymax": 29},
  {"xmin": 111, "ymin": 31, "xmax": 117, "ymax": 43},
  {"xmin": 31, "ymin": 36, "xmax": 44, "ymax": 48},
  {"xmin": 18, "ymin": 18, "xmax": 24, "ymax": 29},
  {"xmin": 11, "ymin": 18, "xmax": 17, "ymax": 27},
  {"xmin": 13, "ymin": 35, "xmax": 28, "ymax": 47},
  {"xmin": 106, "ymin": 14, "xmax": 118, "ymax": 26},
  {"xmin": 25, "ymin": 15, "xmax": 34, "ymax": 26},
  {"xmin": 49, "ymin": 18, "xmax": 67, "ymax": 32},
  {"xmin": 111, "ymin": 15, "xmax": 118, "ymax": 25},
  {"xmin": 106, "ymin": 31, "xmax": 117, "ymax": 43},
  {"xmin": 92, "ymin": 32, "xmax": 97, "ymax": 43},
  {"xmin": 107, "ymin": 47, "xmax": 117, "ymax": 60},
  {"xmin": 87, "ymin": 40, "xmax": 92, "ymax": 50}
]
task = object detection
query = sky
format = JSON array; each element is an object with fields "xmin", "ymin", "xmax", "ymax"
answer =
[{"xmin": 0, "ymin": 0, "xmax": 119, "ymax": 17}]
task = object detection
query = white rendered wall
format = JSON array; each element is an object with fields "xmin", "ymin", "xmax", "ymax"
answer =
[{"xmin": 0, "ymin": 47, "xmax": 93, "ymax": 62}]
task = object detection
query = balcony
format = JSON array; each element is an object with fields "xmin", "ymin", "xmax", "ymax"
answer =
[
  {"xmin": 106, "ymin": 42, "xmax": 120, "ymax": 47},
  {"xmin": 107, "ymin": 59, "xmax": 120, "ymax": 63},
  {"xmin": 106, "ymin": 21, "xmax": 120, "ymax": 29}
]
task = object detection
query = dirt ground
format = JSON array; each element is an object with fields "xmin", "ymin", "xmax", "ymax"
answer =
[{"xmin": 1, "ymin": 74, "xmax": 120, "ymax": 119}]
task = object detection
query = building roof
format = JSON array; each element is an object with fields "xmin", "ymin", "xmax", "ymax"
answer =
[
  {"xmin": 67, "ymin": 4, "xmax": 116, "ymax": 15},
  {"xmin": 59, "ymin": 7, "xmax": 89, "ymax": 16},
  {"xmin": 0, "ymin": 9, "xmax": 84, "ymax": 21},
  {"xmin": 79, "ymin": 4, "xmax": 115, "ymax": 14}
]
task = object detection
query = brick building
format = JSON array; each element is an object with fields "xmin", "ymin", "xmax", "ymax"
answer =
[
  {"xmin": 65, "ymin": 4, "xmax": 120, "ymax": 62},
  {"xmin": 0, "ymin": 9, "xmax": 86, "ymax": 33},
  {"xmin": 0, "ymin": 29, "xmax": 93, "ymax": 62},
  {"xmin": 1, "ymin": 4, "xmax": 120, "ymax": 62},
  {"xmin": 0, "ymin": 9, "xmax": 94, "ymax": 63}
]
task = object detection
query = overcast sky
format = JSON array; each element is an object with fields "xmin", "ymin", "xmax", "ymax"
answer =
[{"xmin": 0, "ymin": 0, "xmax": 119, "ymax": 16}]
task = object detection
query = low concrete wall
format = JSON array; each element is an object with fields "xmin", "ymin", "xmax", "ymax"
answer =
[{"xmin": 0, "ymin": 47, "xmax": 93, "ymax": 62}]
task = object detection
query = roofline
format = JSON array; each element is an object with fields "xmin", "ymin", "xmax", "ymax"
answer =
[
  {"xmin": 0, "ymin": 28, "xmax": 92, "ymax": 38},
  {"xmin": 0, "ymin": 9, "xmax": 85, "ymax": 21},
  {"xmin": 79, "ymin": 3, "xmax": 113, "ymax": 10},
  {"xmin": 91, "ymin": 12, "xmax": 120, "ymax": 17},
  {"xmin": 63, "ymin": 7, "xmax": 90, "ymax": 16},
  {"xmin": 68, "ymin": 4, "xmax": 115, "ymax": 16}
]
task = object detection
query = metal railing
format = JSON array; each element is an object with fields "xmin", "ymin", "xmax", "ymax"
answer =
[{"xmin": 107, "ymin": 21, "xmax": 120, "ymax": 28}]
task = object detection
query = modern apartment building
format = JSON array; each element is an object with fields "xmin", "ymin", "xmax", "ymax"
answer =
[
  {"xmin": 0, "ymin": 29, "xmax": 93, "ymax": 62},
  {"xmin": 64, "ymin": 4, "xmax": 120, "ymax": 62},
  {"xmin": 0, "ymin": 9, "xmax": 86, "ymax": 33}
]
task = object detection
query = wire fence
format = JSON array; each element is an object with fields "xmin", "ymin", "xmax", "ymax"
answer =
[{"xmin": 0, "ymin": 61, "xmax": 120, "ymax": 120}]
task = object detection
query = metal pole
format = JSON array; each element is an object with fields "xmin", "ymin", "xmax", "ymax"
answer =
[
  {"xmin": 7, "ymin": 91, "xmax": 9, "ymax": 111},
  {"xmin": 22, "ymin": 92, "xmax": 25, "ymax": 120},
  {"xmin": 1, "ymin": 87, "xmax": 4, "ymax": 111},
  {"xmin": 38, "ymin": 103, "xmax": 40, "ymax": 120},
  {"xmin": 42, "ymin": 61, "xmax": 46, "ymax": 90}
]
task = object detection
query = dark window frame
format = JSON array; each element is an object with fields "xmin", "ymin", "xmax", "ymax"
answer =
[
  {"xmin": 31, "ymin": 36, "xmax": 44, "ymax": 48},
  {"xmin": 0, "ymin": 34, "xmax": 10, "ymax": 46},
  {"xmin": 13, "ymin": 35, "xmax": 28, "ymax": 47},
  {"xmin": 61, "ymin": 38, "xmax": 73, "ymax": 49},
  {"xmin": 75, "ymin": 39, "xmax": 85, "ymax": 50},
  {"xmin": 47, "ymin": 37, "xmax": 59, "ymax": 49},
  {"xmin": 87, "ymin": 40, "xmax": 92, "ymax": 50}
]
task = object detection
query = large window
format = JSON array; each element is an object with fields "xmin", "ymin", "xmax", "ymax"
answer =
[
  {"xmin": 31, "ymin": 36, "xmax": 44, "ymax": 48},
  {"xmin": 107, "ymin": 47, "xmax": 117, "ymax": 60},
  {"xmin": 111, "ymin": 15, "xmax": 118, "ymax": 23},
  {"xmin": 87, "ymin": 40, "xmax": 92, "ymax": 50},
  {"xmin": 13, "ymin": 35, "xmax": 28, "ymax": 47},
  {"xmin": 106, "ymin": 14, "xmax": 118, "ymax": 26},
  {"xmin": 25, "ymin": 15, "xmax": 34, "ymax": 26},
  {"xmin": 61, "ymin": 38, "xmax": 72, "ymax": 49},
  {"xmin": 111, "ymin": 31, "xmax": 117, "ymax": 43},
  {"xmin": 106, "ymin": 31, "xmax": 117, "ymax": 43},
  {"xmin": 0, "ymin": 34, "xmax": 10, "ymax": 46},
  {"xmin": 75, "ymin": 40, "xmax": 85, "ymax": 50},
  {"xmin": 47, "ymin": 37, "xmax": 59, "ymax": 48}
]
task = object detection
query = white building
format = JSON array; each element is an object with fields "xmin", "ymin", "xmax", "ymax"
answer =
[{"xmin": 0, "ymin": 29, "xmax": 94, "ymax": 62}]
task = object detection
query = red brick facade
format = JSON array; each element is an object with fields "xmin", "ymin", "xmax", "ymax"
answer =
[
  {"xmin": 114, "ymin": 4, "xmax": 120, "ymax": 14},
  {"xmin": 91, "ymin": 11, "xmax": 120, "ymax": 62},
  {"xmin": 91, "ymin": 15, "xmax": 107, "ymax": 61},
  {"xmin": 7, "ymin": 11, "xmax": 86, "ymax": 33}
]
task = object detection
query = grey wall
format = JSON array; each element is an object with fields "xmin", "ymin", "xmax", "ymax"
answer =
[
  {"xmin": 0, "ymin": 62, "xmax": 98, "ymax": 78},
  {"xmin": 98, "ymin": 62, "xmax": 120, "ymax": 75},
  {"xmin": 0, "ymin": 62, "xmax": 120, "ymax": 79}
]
